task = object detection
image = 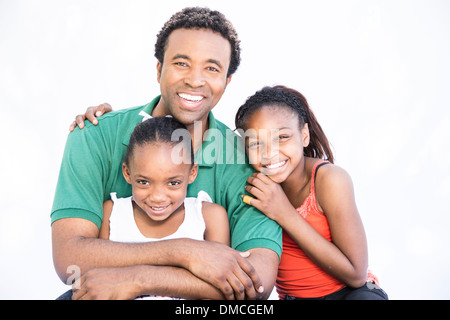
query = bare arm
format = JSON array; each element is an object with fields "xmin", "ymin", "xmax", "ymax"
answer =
[
  {"xmin": 311, "ymin": 165, "xmax": 368, "ymax": 287},
  {"xmin": 246, "ymin": 166, "xmax": 368, "ymax": 288},
  {"xmin": 52, "ymin": 217, "xmax": 193, "ymax": 284},
  {"xmin": 98, "ymin": 200, "xmax": 113, "ymax": 240},
  {"xmin": 202, "ymin": 202, "xmax": 230, "ymax": 246},
  {"xmin": 52, "ymin": 217, "xmax": 265, "ymax": 299},
  {"xmin": 72, "ymin": 247, "xmax": 278, "ymax": 300},
  {"xmin": 139, "ymin": 246, "xmax": 278, "ymax": 300},
  {"xmin": 72, "ymin": 265, "xmax": 225, "ymax": 300}
]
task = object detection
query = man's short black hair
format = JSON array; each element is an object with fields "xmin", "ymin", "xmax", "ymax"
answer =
[{"xmin": 154, "ymin": 7, "xmax": 241, "ymax": 78}]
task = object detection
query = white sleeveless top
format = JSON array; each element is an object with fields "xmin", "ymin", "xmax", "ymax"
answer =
[
  {"xmin": 108, "ymin": 191, "xmax": 212, "ymax": 300},
  {"xmin": 108, "ymin": 191, "xmax": 211, "ymax": 243}
]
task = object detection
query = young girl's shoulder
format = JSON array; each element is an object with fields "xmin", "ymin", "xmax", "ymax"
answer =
[
  {"xmin": 201, "ymin": 202, "xmax": 227, "ymax": 220},
  {"xmin": 201, "ymin": 202, "xmax": 230, "ymax": 246}
]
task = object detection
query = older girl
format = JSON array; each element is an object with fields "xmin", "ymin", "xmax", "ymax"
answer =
[{"xmin": 235, "ymin": 86, "xmax": 387, "ymax": 300}]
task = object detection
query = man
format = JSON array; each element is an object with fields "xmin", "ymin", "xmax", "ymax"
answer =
[{"xmin": 52, "ymin": 7, "xmax": 281, "ymax": 300}]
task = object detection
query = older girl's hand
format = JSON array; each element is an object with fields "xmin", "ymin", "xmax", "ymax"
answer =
[
  {"xmin": 69, "ymin": 103, "xmax": 113, "ymax": 132},
  {"xmin": 243, "ymin": 172, "xmax": 295, "ymax": 222}
]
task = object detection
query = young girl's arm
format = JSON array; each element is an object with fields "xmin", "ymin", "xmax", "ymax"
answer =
[
  {"xmin": 202, "ymin": 202, "xmax": 231, "ymax": 246},
  {"xmin": 245, "ymin": 166, "xmax": 368, "ymax": 288},
  {"xmin": 98, "ymin": 200, "xmax": 113, "ymax": 240}
]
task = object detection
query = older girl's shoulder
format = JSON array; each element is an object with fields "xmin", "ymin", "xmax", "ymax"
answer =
[{"xmin": 314, "ymin": 161, "xmax": 355, "ymax": 211}]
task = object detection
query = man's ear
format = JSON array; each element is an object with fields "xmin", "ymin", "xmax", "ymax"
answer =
[
  {"xmin": 188, "ymin": 163, "xmax": 198, "ymax": 184},
  {"xmin": 156, "ymin": 61, "xmax": 162, "ymax": 83},
  {"xmin": 226, "ymin": 74, "xmax": 232, "ymax": 86},
  {"xmin": 122, "ymin": 162, "xmax": 132, "ymax": 184}
]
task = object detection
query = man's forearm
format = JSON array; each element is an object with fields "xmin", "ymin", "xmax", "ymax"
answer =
[
  {"xmin": 52, "ymin": 218, "xmax": 196, "ymax": 282},
  {"xmin": 59, "ymin": 237, "xmax": 188, "ymax": 272},
  {"xmin": 135, "ymin": 265, "xmax": 225, "ymax": 299},
  {"xmin": 53, "ymin": 219, "xmax": 278, "ymax": 300},
  {"xmin": 137, "ymin": 248, "xmax": 279, "ymax": 300},
  {"xmin": 246, "ymin": 248, "xmax": 279, "ymax": 300}
]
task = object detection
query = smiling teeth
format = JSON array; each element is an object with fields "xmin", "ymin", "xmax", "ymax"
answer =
[
  {"xmin": 178, "ymin": 93, "xmax": 204, "ymax": 102},
  {"xmin": 264, "ymin": 160, "xmax": 286, "ymax": 169},
  {"xmin": 151, "ymin": 206, "xmax": 168, "ymax": 211}
]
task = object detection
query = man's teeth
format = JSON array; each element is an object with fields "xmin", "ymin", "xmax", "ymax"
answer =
[
  {"xmin": 264, "ymin": 160, "xmax": 286, "ymax": 169},
  {"xmin": 178, "ymin": 93, "xmax": 204, "ymax": 102}
]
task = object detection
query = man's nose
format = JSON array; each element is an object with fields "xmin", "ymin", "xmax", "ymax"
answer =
[{"xmin": 184, "ymin": 66, "xmax": 206, "ymax": 87}]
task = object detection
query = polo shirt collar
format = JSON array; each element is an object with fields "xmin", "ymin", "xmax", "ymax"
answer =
[
  {"xmin": 122, "ymin": 95, "xmax": 218, "ymax": 168},
  {"xmin": 121, "ymin": 95, "xmax": 161, "ymax": 146}
]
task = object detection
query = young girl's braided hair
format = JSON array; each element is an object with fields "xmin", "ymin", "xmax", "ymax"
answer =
[{"xmin": 124, "ymin": 116, "xmax": 194, "ymax": 167}]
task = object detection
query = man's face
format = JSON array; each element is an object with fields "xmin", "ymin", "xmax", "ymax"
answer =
[{"xmin": 155, "ymin": 28, "xmax": 232, "ymax": 129}]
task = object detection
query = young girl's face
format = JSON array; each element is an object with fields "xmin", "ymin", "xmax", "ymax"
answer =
[
  {"xmin": 244, "ymin": 106, "xmax": 309, "ymax": 183},
  {"xmin": 123, "ymin": 142, "xmax": 197, "ymax": 222}
]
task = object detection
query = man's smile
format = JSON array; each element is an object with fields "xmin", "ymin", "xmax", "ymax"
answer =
[
  {"xmin": 176, "ymin": 92, "xmax": 207, "ymax": 110},
  {"xmin": 178, "ymin": 93, "xmax": 205, "ymax": 102}
]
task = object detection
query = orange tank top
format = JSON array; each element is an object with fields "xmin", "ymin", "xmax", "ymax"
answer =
[{"xmin": 276, "ymin": 161, "xmax": 378, "ymax": 299}]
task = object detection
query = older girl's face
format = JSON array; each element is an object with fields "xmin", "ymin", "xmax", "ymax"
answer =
[{"xmin": 244, "ymin": 106, "xmax": 310, "ymax": 183}]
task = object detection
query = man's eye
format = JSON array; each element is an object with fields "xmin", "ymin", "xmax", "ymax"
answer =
[{"xmin": 207, "ymin": 66, "xmax": 219, "ymax": 72}]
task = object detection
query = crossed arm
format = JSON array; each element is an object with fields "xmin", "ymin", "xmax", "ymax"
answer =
[
  {"xmin": 59, "ymin": 104, "xmax": 279, "ymax": 300},
  {"xmin": 52, "ymin": 217, "xmax": 278, "ymax": 300}
]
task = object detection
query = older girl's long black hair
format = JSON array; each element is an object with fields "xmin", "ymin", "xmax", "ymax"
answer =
[{"xmin": 235, "ymin": 85, "xmax": 334, "ymax": 163}]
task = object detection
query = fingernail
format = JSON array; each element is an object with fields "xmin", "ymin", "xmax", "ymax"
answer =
[
  {"xmin": 258, "ymin": 286, "xmax": 264, "ymax": 293},
  {"xmin": 96, "ymin": 111, "xmax": 102, "ymax": 117},
  {"xmin": 93, "ymin": 119, "xmax": 98, "ymax": 124},
  {"xmin": 239, "ymin": 251, "xmax": 250, "ymax": 258}
]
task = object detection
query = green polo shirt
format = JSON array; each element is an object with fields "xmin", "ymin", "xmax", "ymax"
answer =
[{"xmin": 51, "ymin": 96, "xmax": 282, "ymax": 258}]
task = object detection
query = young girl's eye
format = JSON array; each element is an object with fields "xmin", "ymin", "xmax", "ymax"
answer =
[
  {"xmin": 137, "ymin": 180, "xmax": 149, "ymax": 185},
  {"xmin": 168, "ymin": 181, "xmax": 181, "ymax": 186}
]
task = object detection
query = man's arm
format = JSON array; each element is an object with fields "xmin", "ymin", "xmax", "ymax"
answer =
[
  {"xmin": 242, "ymin": 247, "xmax": 278, "ymax": 299},
  {"xmin": 52, "ymin": 217, "xmax": 264, "ymax": 299},
  {"xmin": 52, "ymin": 217, "xmax": 186, "ymax": 283},
  {"xmin": 72, "ymin": 265, "xmax": 226, "ymax": 300},
  {"xmin": 71, "ymin": 247, "xmax": 278, "ymax": 300}
]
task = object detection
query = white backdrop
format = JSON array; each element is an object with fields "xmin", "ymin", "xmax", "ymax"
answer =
[{"xmin": 1, "ymin": 0, "xmax": 449, "ymax": 300}]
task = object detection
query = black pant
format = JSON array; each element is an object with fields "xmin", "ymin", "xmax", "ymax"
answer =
[
  {"xmin": 284, "ymin": 282, "xmax": 388, "ymax": 300},
  {"xmin": 56, "ymin": 289, "xmax": 73, "ymax": 300}
]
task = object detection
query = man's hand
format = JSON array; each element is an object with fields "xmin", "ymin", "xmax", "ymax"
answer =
[
  {"xmin": 68, "ymin": 103, "xmax": 112, "ymax": 132},
  {"xmin": 72, "ymin": 266, "xmax": 142, "ymax": 300},
  {"xmin": 181, "ymin": 240, "xmax": 264, "ymax": 300}
]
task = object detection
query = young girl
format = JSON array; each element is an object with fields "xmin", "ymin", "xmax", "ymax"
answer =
[
  {"xmin": 235, "ymin": 86, "xmax": 388, "ymax": 300},
  {"xmin": 99, "ymin": 116, "xmax": 230, "ymax": 299}
]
